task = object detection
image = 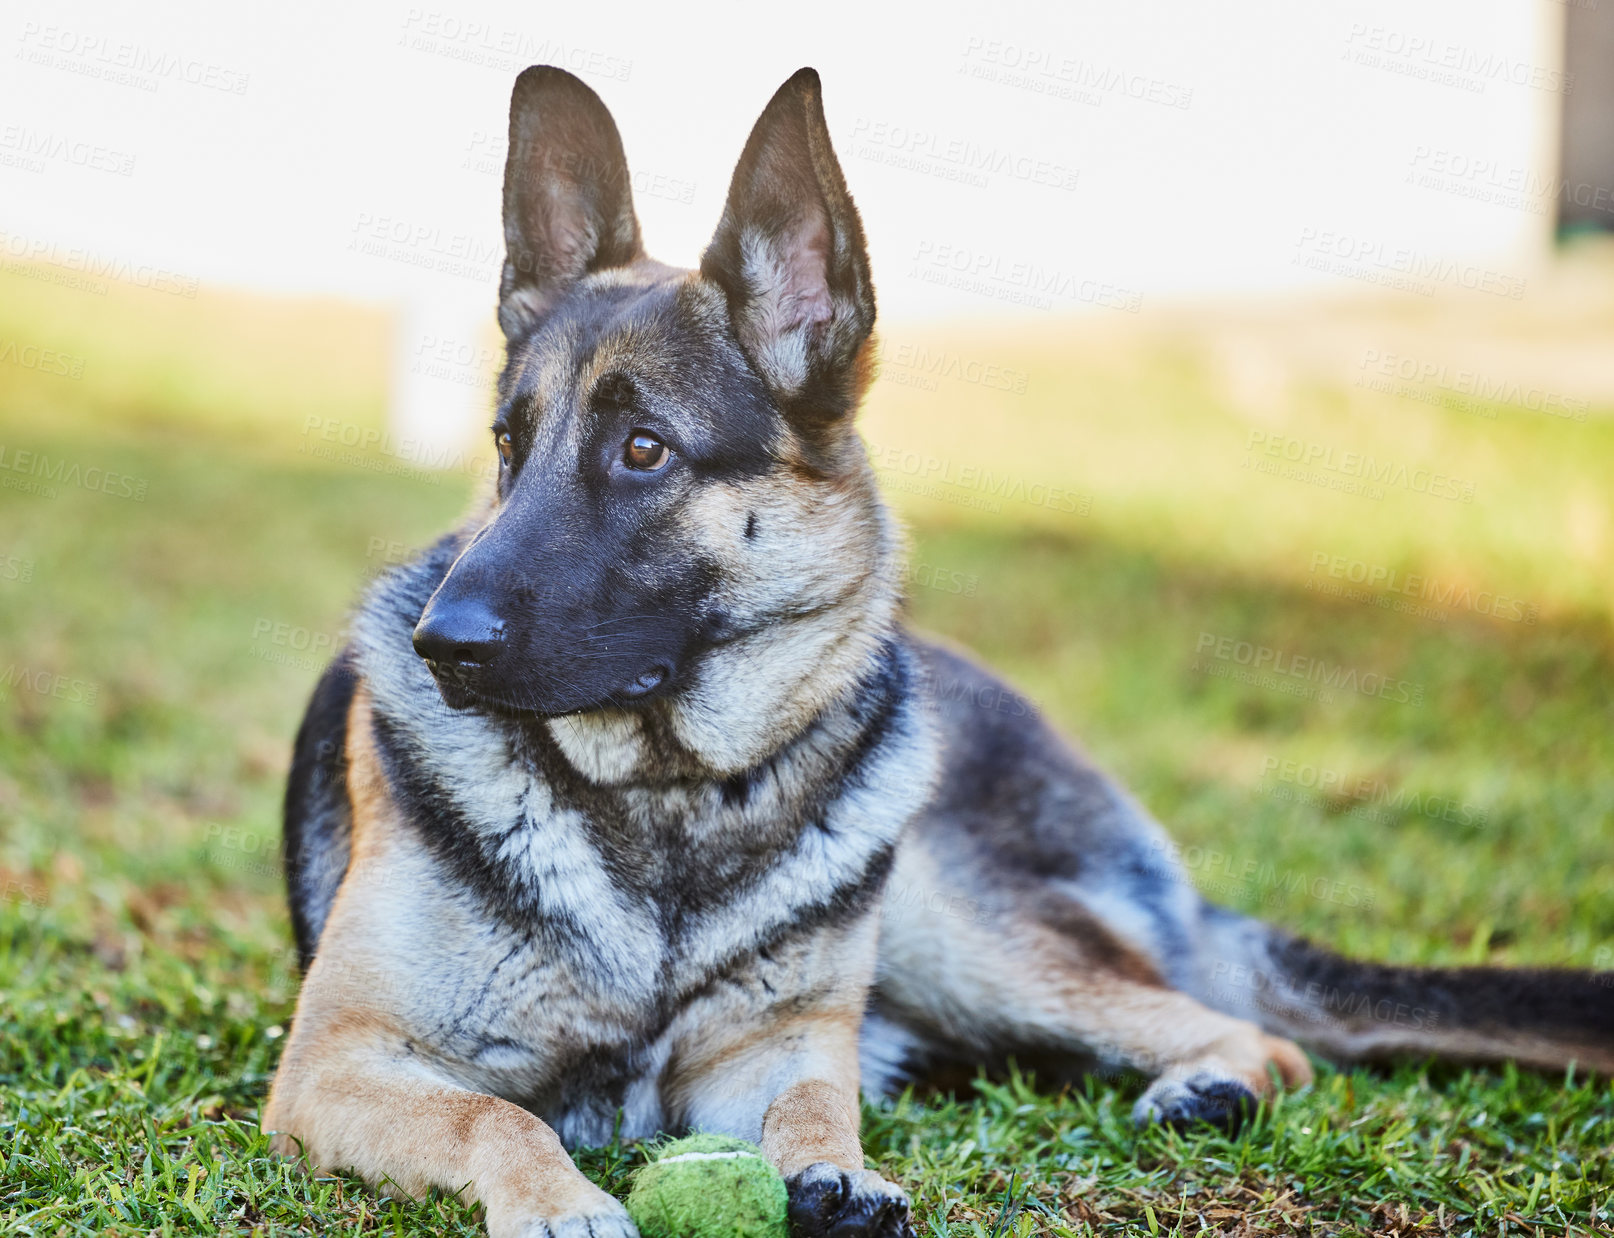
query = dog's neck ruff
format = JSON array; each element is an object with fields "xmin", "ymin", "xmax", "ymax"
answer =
[{"xmin": 348, "ymin": 543, "xmax": 939, "ymax": 981}]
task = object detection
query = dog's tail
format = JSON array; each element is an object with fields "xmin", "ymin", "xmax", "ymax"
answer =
[{"xmin": 1190, "ymin": 904, "xmax": 1614, "ymax": 1073}]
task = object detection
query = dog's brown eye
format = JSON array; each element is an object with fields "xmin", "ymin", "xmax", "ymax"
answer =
[
  {"xmin": 624, "ymin": 431, "xmax": 670, "ymax": 472},
  {"xmin": 496, "ymin": 431, "xmax": 513, "ymax": 466}
]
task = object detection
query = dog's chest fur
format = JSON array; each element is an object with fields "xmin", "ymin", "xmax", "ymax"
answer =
[{"xmin": 338, "ymin": 561, "xmax": 935, "ymax": 1145}]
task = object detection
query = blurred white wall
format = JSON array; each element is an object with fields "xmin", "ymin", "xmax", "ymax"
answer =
[{"xmin": 0, "ymin": 0, "xmax": 1567, "ymax": 448}]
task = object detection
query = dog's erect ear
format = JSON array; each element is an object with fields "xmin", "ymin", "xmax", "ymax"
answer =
[
  {"xmin": 498, "ymin": 66, "xmax": 643, "ymax": 339},
  {"xmin": 701, "ymin": 68, "xmax": 875, "ymax": 431}
]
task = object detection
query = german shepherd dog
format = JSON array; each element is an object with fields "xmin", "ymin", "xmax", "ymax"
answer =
[{"xmin": 263, "ymin": 65, "xmax": 1613, "ymax": 1238}]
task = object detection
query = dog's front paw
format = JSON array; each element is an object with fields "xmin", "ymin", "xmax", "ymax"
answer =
[
  {"xmin": 507, "ymin": 1194, "xmax": 640, "ymax": 1238},
  {"xmin": 1132, "ymin": 1069, "xmax": 1257, "ymax": 1131},
  {"xmin": 785, "ymin": 1162, "xmax": 912, "ymax": 1238}
]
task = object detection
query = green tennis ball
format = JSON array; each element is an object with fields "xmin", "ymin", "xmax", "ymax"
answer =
[{"xmin": 625, "ymin": 1134, "xmax": 789, "ymax": 1238}]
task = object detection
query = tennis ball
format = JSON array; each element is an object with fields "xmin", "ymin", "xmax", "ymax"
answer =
[{"xmin": 625, "ymin": 1134, "xmax": 789, "ymax": 1238}]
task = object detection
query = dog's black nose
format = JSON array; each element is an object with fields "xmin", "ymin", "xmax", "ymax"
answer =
[{"xmin": 412, "ymin": 598, "xmax": 506, "ymax": 666}]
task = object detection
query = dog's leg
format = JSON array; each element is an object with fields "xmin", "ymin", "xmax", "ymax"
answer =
[
  {"xmin": 890, "ymin": 937, "xmax": 1311, "ymax": 1127},
  {"xmin": 1080, "ymin": 986, "xmax": 1315, "ymax": 1128},
  {"xmin": 677, "ymin": 1026, "xmax": 912, "ymax": 1238},
  {"xmin": 263, "ymin": 1006, "xmax": 632, "ymax": 1238},
  {"xmin": 767, "ymin": 1085, "xmax": 912, "ymax": 1238},
  {"xmin": 877, "ymin": 847, "xmax": 1312, "ymax": 1128},
  {"xmin": 667, "ymin": 921, "xmax": 911, "ymax": 1238}
]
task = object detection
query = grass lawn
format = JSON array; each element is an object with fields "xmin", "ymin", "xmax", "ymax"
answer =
[{"xmin": 1, "ymin": 261, "xmax": 1612, "ymax": 1236}]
